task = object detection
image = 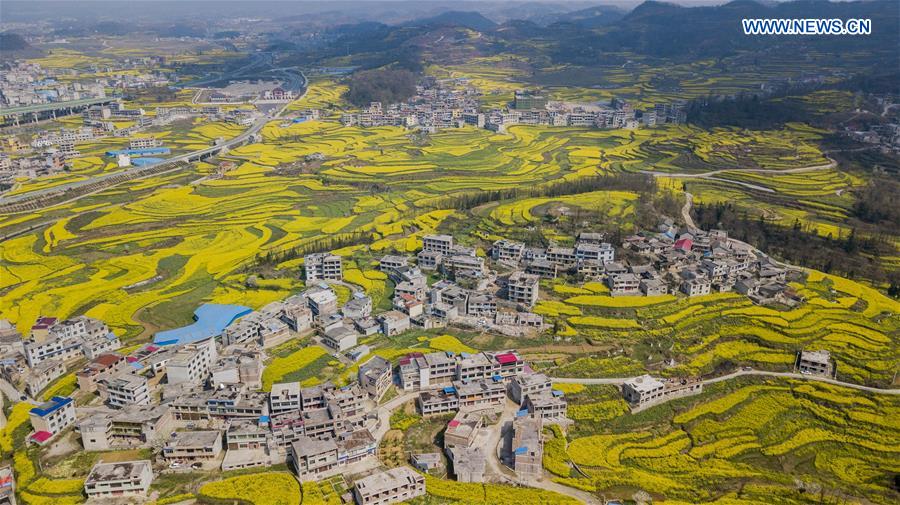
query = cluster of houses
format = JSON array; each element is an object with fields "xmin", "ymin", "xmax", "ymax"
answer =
[
  {"xmin": 3, "ymin": 302, "xmax": 566, "ymax": 504},
  {"xmin": 340, "ymin": 77, "xmax": 481, "ymax": 132},
  {"xmin": 284, "ymin": 239, "xmax": 549, "ymax": 348},
  {"xmin": 0, "ymin": 223, "xmax": 827, "ymax": 503},
  {"xmin": 337, "ymin": 77, "xmax": 686, "ymax": 135},
  {"xmin": 622, "ymin": 224, "xmax": 800, "ymax": 304},
  {"xmin": 0, "ymin": 99, "xmax": 260, "ymax": 183},
  {"xmin": 407, "ymin": 349, "xmax": 566, "ymax": 483},
  {"xmin": 0, "ymin": 61, "xmax": 107, "ymax": 108},
  {"xmin": 0, "ymin": 315, "xmax": 122, "ymax": 400}
]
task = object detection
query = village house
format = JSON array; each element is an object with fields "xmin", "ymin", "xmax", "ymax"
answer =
[
  {"xmin": 508, "ymin": 373, "xmax": 552, "ymax": 404},
  {"xmin": 162, "ymin": 431, "xmax": 222, "ymax": 462},
  {"xmin": 511, "ymin": 414, "xmax": 543, "ymax": 481},
  {"xmin": 797, "ymin": 349, "xmax": 835, "ymax": 377},
  {"xmin": 357, "ymin": 356, "xmax": 392, "ymax": 401},
  {"xmin": 28, "ymin": 396, "xmax": 76, "ymax": 444},
  {"xmin": 304, "ymin": 253, "xmax": 343, "ymax": 281},
  {"xmin": 84, "ymin": 460, "xmax": 154, "ymax": 499},
  {"xmin": 352, "ymin": 466, "xmax": 425, "ymax": 505},
  {"xmin": 77, "ymin": 353, "xmax": 127, "ymax": 392}
]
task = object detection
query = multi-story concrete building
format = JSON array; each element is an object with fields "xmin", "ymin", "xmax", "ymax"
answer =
[
  {"xmin": 622, "ymin": 375, "xmax": 664, "ymax": 406},
  {"xmin": 508, "ymin": 373, "xmax": 552, "ymax": 404},
  {"xmin": 622, "ymin": 375, "xmax": 703, "ymax": 409},
  {"xmin": 640, "ymin": 278, "xmax": 668, "ymax": 296},
  {"xmin": 492, "ymin": 239, "xmax": 525, "ymax": 262},
  {"xmin": 443, "ymin": 410, "xmax": 482, "ymax": 448},
  {"xmin": 162, "ymin": 431, "xmax": 222, "ymax": 461},
  {"xmin": 28, "ymin": 396, "xmax": 75, "ymax": 442},
  {"xmin": 290, "ymin": 435, "xmax": 338, "ymax": 479},
  {"xmin": 23, "ymin": 359, "xmax": 65, "ymax": 398},
  {"xmin": 23, "ymin": 335, "xmax": 82, "ymax": 367},
  {"xmin": 78, "ymin": 404, "xmax": 173, "ymax": 451},
  {"xmin": 358, "ymin": 356, "xmax": 392, "ymax": 401},
  {"xmin": 304, "ymin": 253, "xmax": 343, "ymax": 281},
  {"xmin": 575, "ymin": 242, "xmax": 615, "ymax": 264},
  {"xmin": 446, "ymin": 445, "xmax": 485, "ymax": 482},
  {"xmin": 270, "ymin": 382, "xmax": 301, "ymax": 414},
  {"xmin": 104, "ymin": 373, "xmax": 151, "ymax": 408},
  {"xmin": 418, "ymin": 387, "xmax": 460, "ymax": 416},
  {"xmin": 379, "ymin": 255, "xmax": 409, "ymax": 272},
  {"xmin": 353, "ymin": 467, "xmax": 425, "ymax": 505},
  {"xmin": 523, "ymin": 390, "xmax": 567, "ymax": 420},
  {"xmin": 422, "ymin": 234, "xmax": 453, "ymax": 255},
  {"xmin": 322, "ymin": 325, "xmax": 359, "ymax": 352},
  {"xmin": 307, "ymin": 288, "xmax": 339, "ymax": 318},
  {"xmin": 546, "ymin": 246, "xmax": 577, "ymax": 266},
  {"xmin": 457, "ymin": 353, "xmax": 499, "ymax": 381},
  {"xmin": 797, "ymin": 350, "xmax": 835, "ymax": 377},
  {"xmin": 166, "ymin": 338, "xmax": 217, "ymax": 385},
  {"xmin": 608, "ymin": 272, "xmax": 641, "ymax": 296},
  {"xmin": 681, "ymin": 279, "xmax": 711, "ymax": 297},
  {"xmin": 511, "ymin": 414, "xmax": 543, "ymax": 481},
  {"xmin": 277, "ymin": 295, "xmax": 313, "ymax": 332},
  {"xmin": 466, "ymin": 294, "xmax": 496, "ymax": 317},
  {"xmin": 507, "ymin": 272, "xmax": 540, "ymax": 307},
  {"xmin": 416, "ymin": 250, "xmax": 443, "ymax": 270},
  {"xmin": 84, "ymin": 460, "xmax": 153, "ymax": 499},
  {"xmin": 455, "ymin": 379, "xmax": 506, "ymax": 411},
  {"xmin": 380, "ymin": 311, "xmax": 410, "ymax": 336}
]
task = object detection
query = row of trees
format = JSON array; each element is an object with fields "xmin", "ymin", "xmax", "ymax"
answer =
[
  {"xmin": 344, "ymin": 68, "xmax": 417, "ymax": 107},
  {"xmin": 428, "ymin": 173, "xmax": 659, "ymax": 211}
]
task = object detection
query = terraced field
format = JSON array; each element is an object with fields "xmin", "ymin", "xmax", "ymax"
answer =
[
  {"xmin": 550, "ymin": 378, "xmax": 900, "ymax": 504},
  {"xmin": 538, "ymin": 270, "xmax": 899, "ymax": 385}
]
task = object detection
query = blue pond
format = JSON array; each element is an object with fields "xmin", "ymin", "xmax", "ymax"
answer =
[{"xmin": 153, "ymin": 303, "xmax": 252, "ymax": 345}]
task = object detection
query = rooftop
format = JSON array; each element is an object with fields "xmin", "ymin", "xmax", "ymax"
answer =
[
  {"xmin": 30, "ymin": 396, "xmax": 72, "ymax": 417},
  {"xmin": 166, "ymin": 430, "xmax": 220, "ymax": 448},
  {"xmin": 85, "ymin": 460, "xmax": 151, "ymax": 484},
  {"xmin": 355, "ymin": 467, "xmax": 422, "ymax": 495}
]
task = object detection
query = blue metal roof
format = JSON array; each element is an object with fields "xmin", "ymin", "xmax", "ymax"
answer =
[
  {"xmin": 552, "ymin": 389, "xmax": 564, "ymax": 397},
  {"xmin": 30, "ymin": 396, "xmax": 72, "ymax": 417},
  {"xmin": 259, "ymin": 416, "xmax": 270, "ymax": 423},
  {"xmin": 443, "ymin": 386, "xmax": 456, "ymax": 394},
  {"xmin": 153, "ymin": 303, "xmax": 252, "ymax": 345},
  {"xmin": 131, "ymin": 157, "xmax": 165, "ymax": 166},
  {"xmin": 492, "ymin": 374, "xmax": 503, "ymax": 382},
  {"xmin": 516, "ymin": 408, "xmax": 529, "ymax": 417},
  {"xmin": 514, "ymin": 446, "xmax": 528, "ymax": 455},
  {"xmin": 106, "ymin": 147, "xmax": 171, "ymax": 157}
]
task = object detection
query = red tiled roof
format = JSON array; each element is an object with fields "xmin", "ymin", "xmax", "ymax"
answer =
[
  {"xmin": 29, "ymin": 431, "xmax": 53, "ymax": 443},
  {"xmin": 32, "ymin": 316, "xmax": 57, "ymax": 329},
  {"xmin": 94, "ymin": 353, "xmax": 122, "ymax": 367},
  {"xmin": 674, "ymin": 238, "xmax": 692, "ymax": 250},
  {"xmin": 495, "ymin": 353, "xmax": 519, "ymax": 365}
]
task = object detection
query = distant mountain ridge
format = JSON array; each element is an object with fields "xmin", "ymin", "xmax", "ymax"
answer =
[{"xmin": 0, "ymin": 32, "xmax": 44, "ymax": 60}]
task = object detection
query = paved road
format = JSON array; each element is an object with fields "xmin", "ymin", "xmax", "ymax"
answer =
[
  {"xmin": 550, "ymin": 368, "xmax": 900, "ymax": 395},
  {"xmin": 641, "ymin": 157, "xmax": 837, "ymax": 180},
  {"xmin": 0, "ymin": 74, "xmax": 306, "ymax": 208},
  {"xmin": 0, "ymin": 378, "xmax": 30, "ymax": 404},
  {"xmin": 481, "ymin": 399, "xmax": 601, "ymax": 504},
  {"xmin": 680, "ymin": 192, "xmax": 695, "ymax": 229},
  {"xmin": 372, "ymin": 391, "xmax": 418, "ymax": 443}
]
